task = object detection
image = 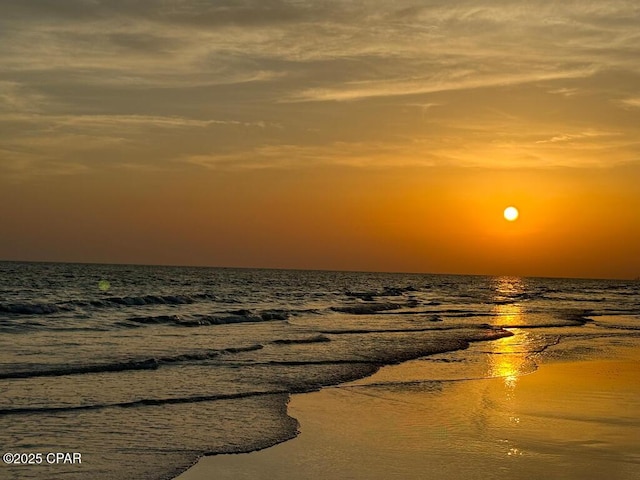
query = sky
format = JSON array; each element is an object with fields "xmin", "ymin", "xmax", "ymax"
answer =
[{"xmin": 1, "ymin": 0, "xmax": 639, "ymax": 279}]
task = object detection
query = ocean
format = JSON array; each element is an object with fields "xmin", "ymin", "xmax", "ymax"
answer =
[{"xmin": 0, "ymin": 262, "xmax": 638, "ymax": 480}]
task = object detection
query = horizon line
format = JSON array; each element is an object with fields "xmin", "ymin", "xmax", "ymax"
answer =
[{"xmin": 0, "ymin": 258, "xmax": 633, "ymax": 282}]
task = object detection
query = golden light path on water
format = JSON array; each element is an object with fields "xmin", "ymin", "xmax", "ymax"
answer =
[
  {"xmin": 489, "ymin": 278, "xmax": 532, "ymax": 389},
  {"xmin": 488, "ymin": 277, "xmax": 538, "ymax": 458}
]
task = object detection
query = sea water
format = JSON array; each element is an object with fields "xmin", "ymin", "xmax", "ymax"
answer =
[{"xmin": 0, "ymin": 262, "xmax": 638, "ymax": 480}]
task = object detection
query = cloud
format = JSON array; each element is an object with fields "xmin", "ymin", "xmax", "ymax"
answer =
[
  {"xmin": 547, "ymin": 87, "xmax": 581, "ymax": 96},
  {"xmin": 0, "ymin": 112, "xmax": 275, "ymax": 178},
  {"xmin": 0, "ymin": 81, "xmax": 52, "ymax": 112},
  {"xmin": 1, "ymin": 0, "xmax": 640, "ymax": 175},
  {"xmin": 620, "ymin": 98, "xmax": 640, "ymax": 108},
  {"xmin": 3, "ymin": 1, "xmax": 639, "ymax": 92},
  {"xmin": 535, "ymin": 130, "xmax": 621, "ymax": 144},
  {"xmin": 287, "ymin": 67, "xmax": 598, "ymax": 102},
  {"xmin": 183, "ymin": 141, "xmax": 440, "ymax": 171},
  {"xmin": 0, "ymin": 113, "xmax": 269, "ymax": 130},
  {"xmin": 0, "ymin": 148, "xmax": 91, "ymax": 181}
]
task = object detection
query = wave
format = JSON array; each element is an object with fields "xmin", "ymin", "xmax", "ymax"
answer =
[
  {"xmin": 0, "ymin": 358, "xmax": 161, "ymax": 379},
  {"xmin": 318, "ymin": 323, "xmax": 502, "ymax": 335},
  {"xmin": 319, "ymin": 326, "xmax": 461, "ymax": 335},
  {"xmin": 0, "ymin": 327, "xmax": 514, "ymax": 419},
  {"xmin": 261, "ymin": 359, "xmax": 379, "ymax": 366},
  {"xmin": 272, "ymin": 335, "xmax": 330, "ymax": 345},
  {"xmin": 364, "ymin": 309, "xmax": 492, "ymax": 317},
  {"xmin": 159, "ymin": 344, "xmax": 264, "ymax": 362},
  {"xmin": 331, "ymin": 302, "xmax": 404, "ymax": 314},
  {"xmin": 0, "ymin": 293, "xmax": 218, "ymax": 316},
  {"xmin": 264, "ymin": 328, "xmax": 514, "ymax": 366},
  {"xmin": 126, "ymin": 313, "xmax": 262, "ymax": 327},
  {"xmin": 86, "ymin": 294, "xmax": 204, "ymax": 307},
  {"xmin": 0, "ymin": 344, "xmax": 264, "ymax": 380},
  {"xmin": 0, "ymin": 389, "xmax": 290, "ymax": 416},
  {"xmin": 345, "ymin": 285, "xmax": 418, "ymax": 301},
  {"xmin": 0, "ymin": 302, "xmax": 71, "ymax": 315},
  {"xmin": 125, "ymin": 309, "xmax": 289, "ymax": 328}
]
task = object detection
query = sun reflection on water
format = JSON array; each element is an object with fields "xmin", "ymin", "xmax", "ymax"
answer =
[
  {"xmin": 490, "ymin": 305, "xmax": 529, "ymax": 388},
  {"xmin": 489, "ymin": 277, "xmax": 537, "ymax": 458},
  {"xmin": 489, "ymin": 277, "xmax": 531, "ymax": 389},
  {"xmin": 489, "ymin": 344, "xmax": 522, "ymax": 389},
  {"xmin": 494, "ymin": 303, "xmax": 523, "ymax": 326}
]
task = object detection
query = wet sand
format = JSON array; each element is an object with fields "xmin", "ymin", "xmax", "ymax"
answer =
[{"xmin": 175, "ymin": 332, "xmax": 640, "ymax": 480}]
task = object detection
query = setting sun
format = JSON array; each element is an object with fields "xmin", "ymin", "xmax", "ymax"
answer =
[
  {"xmin": 1, "ymin": 1, "xmax": 640, "ymax": 282},
  {"xmin": 504, "ymin": 206, "xmax": 519, "ymax": 222}
]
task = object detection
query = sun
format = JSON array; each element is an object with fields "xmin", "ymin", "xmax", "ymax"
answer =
[{"xmin": 503, "ymin": 206, "xmax": 519, "ymax": 222}]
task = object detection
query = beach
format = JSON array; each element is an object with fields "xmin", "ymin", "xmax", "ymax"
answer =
[
  {"xmin": 175, "ymin": 329, "xmax": 640, "ymax": 480},
  {"xmin": 2, "ymin": 264, "xmax": 639, "ymax": 480},
  {"xmin": 4, "ymin": 2, "xmax": 640, "ymax": 479}
]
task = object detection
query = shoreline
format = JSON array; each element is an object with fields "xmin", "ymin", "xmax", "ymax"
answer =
[{"xmin": 174, "ymin": 330, "xmax": 640, "ymax": 480}]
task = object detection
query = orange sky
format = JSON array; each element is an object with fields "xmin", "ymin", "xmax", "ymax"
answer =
[{"xmin": 1, "ymin": 1, "xmax": 639, "ymax": 279}]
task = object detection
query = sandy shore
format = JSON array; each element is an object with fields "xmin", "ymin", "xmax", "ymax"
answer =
[{"xmin": 175, "ymin": 331, "xmax": 640, "ymax": 480}]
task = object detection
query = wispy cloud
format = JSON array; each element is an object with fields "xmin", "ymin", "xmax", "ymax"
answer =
[
  {"xmin": 1, "ymin": 0, "xmax": 640, "ymax": 175},
  {"xmin": 287, "ymin": 68, "xmax": 598, "ymax": 102},
  {"xmin": 547, "ymin": 87, "xmax": 581, "ymax": 96},
  {"xmin": 0, "ymin": 81, "xmax": 52, "ymax": 112},
  {"xmin": 535, "ymin": 130, "xmax": 621, "ymax": 144},
  {"xmin": 0, "ymin": 148, "xmax": 91, "ymax": 180},
  {"xmin": 0, "ymin": 113, "xmax": 270, "ymax": 129},
  {"xmin": 620, "ymin": 97, "xmax": 640, "ymax": 108},
  {"xmin": 183, "ymin": 141, "xmax": 440, "ymax": 171}
]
